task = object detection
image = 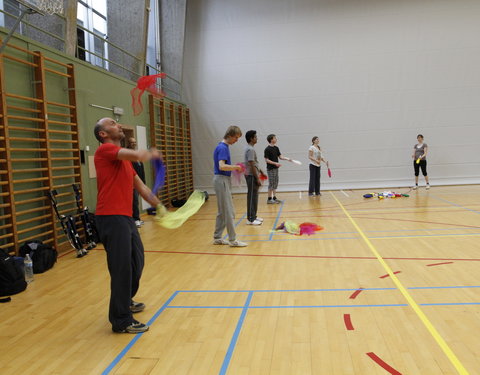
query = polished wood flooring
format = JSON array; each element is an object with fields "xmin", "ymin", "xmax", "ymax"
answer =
[{"xmin": 1, "ymin": 185, "xmax": 480, "ymax": 374}]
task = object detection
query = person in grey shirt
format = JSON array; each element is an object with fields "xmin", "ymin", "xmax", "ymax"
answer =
[
  {"xmin": 412, "ymin": 134, "xmax": 430, "ymax": 190},
  {"xmin": 244, "ymin": 130, "xmax": 265, "ymax": 225}
]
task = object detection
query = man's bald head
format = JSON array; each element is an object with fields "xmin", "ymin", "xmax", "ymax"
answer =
[
  {"xmin": 94, "ymin": 118, "xmax": 108, "ymax": 143},
  {"xmin": 94, "ymin": 118, "xmax": 124, "ymax": 143}
]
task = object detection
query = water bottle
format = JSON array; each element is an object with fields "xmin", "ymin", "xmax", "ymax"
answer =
[{"xmin": 24, "ymin": 254, "xmax": 34, "ymax": 283}]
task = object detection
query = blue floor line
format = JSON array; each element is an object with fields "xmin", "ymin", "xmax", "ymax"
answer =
[
  {"xmin": 369, "ymin": 232, "xmax": 480, "ymax": 239},
  {"xmin": 430, "ymin": 194, "xmax": 480, "ymax": 215},
  {"xmin": 222, "ymin": 213, "xmax": 247, "ymax": 240},
  {"xmin": 102, "ymin": 285, "xmax": 480, "ymax": 374},
  {"xmin": 269, "ymin": 200, "xmax": 285, "ymax": 240},
  {"xmin": 169, "ymin": 306, "xmax": 244, "ymax": 309},
  {"xmin": 219, "ymin": 291, "xmax": 253, "ymax": 375},
  {"xmin": 237, "ymin": 227, "xmax": 480, "ymax": 238},
  {"xmin": 249, "ymin": 303, "xmax": 408, "ymax": 308},
  {"xmin": 177, "ymin": 287, "xmax": 396, "ymax": 293},
  {"xmin": 409, "ymin": 285, "xmax": 480, "ymax": 289},
  {"xmin": 250, "ymin": 236, "xmax": 359, "ymax": 242},
  {"xmin": 166, "ymin": 302, "xmax": 480, "ymax": 309},
  {"xmin": 101, "ymin": 291, "xmax": 179, "ymax": 375},
  {"xmin": 420, "ymin": 302, "xmax": 480, "ymax": 306},
  {"xmin": 244, "ymin": 232, "xmax": 480, "ymax": 242},
  {"xmin": 366, "ymin": 227, "xmax": 480, "ymax": 233}
]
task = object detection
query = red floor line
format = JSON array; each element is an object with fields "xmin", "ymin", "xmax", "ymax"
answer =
[
  {"xmin": 426, "ymin": 261, "xmax": 454, "ymax": 267},
  {"xmin": 343, "ymin": 314, "xmax": 354, "ymax": 330},
  {"xmin": 142, "ymin": 249, "xmax": 480, "ymax": 262},
  {"xmin": 349, "ymin": 288, "xmax": 364, "ymax": 299},
  {"xmin": 58, "ymin": 249, "xmax": 77, "ymax": 258},
  {"xmin": 379, "ymin": 271, "xmax": 401, "ymax": 279},
  {"xmin": 366, "ymin": 352, "xmax": 402, "ymax": 375}
]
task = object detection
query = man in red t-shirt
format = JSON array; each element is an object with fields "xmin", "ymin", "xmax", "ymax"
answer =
[{"xmin": 94, "ymin": 117, "xmax": 160, "ymax": 334}]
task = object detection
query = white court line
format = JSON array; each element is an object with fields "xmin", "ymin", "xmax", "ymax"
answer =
[{"xmin": 340, "ymin": 190, "xmax": 350, "ymax": 197}]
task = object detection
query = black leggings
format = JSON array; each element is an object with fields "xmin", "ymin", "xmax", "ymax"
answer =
[{"xmin": 414, "ymin": 160, "xmax": 427, "ymax": 176}]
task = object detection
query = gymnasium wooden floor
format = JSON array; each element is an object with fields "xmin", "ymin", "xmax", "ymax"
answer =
[{"xmin": 1, "ymin": 185, "xmax": 480, "ymax": 375}]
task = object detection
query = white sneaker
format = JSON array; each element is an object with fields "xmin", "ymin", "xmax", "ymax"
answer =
[
  {"xmin": 426, "ymin": 184, "xmax": 430, "ymax": 190},
  {"xmin": 213, "ymin": 238, "xmax": 229, "ymax": 245},
  {"xmin": 256, "ymin": 217, "xmax": 264, "ymax": 222},
  {"xmin": 273, "ymin": 198, "xmax": 282, "ymax": 204},
  {"xmin": 135, "ymin": 220, "xmax": 142, "ymax": 227},
  {"xmin": 246, "ymin": 219, "xmax": 262, "ymax": 225},
  {"xmin": 412, "ymin": 185, "xmax": 418, "ymax": 190},
  {"xmin": 229, "ymin": 240, "xmax": 248, "ymax": 247}
]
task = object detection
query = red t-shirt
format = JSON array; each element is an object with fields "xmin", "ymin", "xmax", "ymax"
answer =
[{"xmin": 94, "ymin": 143, "xmax": 136, "ymax": 216}]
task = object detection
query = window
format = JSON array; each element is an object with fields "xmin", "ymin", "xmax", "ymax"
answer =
[
  {"xmin": 0, "ymin": 0, "xmax": 22, "ymax": 30},
  {"xmin": 146, "ymin": 0, "xmax": 160, "ymax": 75},
  {"xmin": 77, "ymin": 0, "xmax": 108, "ymax": 69},
  {"xmin": 0, "ymin": 0, "xmax": 4, "ymax": 27}
]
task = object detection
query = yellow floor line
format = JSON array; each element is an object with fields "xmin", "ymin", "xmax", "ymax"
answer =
[{"xmin": 330, "ymin": 191, "xmax": 470, "ymax": 375}]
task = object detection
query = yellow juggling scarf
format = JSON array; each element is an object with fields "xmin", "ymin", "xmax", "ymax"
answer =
[{"xmin": 154, "ymin": 190, "xmax": 206, "ymax": 229}]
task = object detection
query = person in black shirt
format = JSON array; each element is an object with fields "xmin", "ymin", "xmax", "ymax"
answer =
[
  {"xmin": 264, "ymin": 134, "xmax": 293, "ymax": 204},
  {"xmin": 127, "ymin": 137, "xmax": 146, "ymax": 227}
]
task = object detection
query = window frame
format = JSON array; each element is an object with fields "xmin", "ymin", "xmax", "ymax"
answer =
[{"xmin": 77, "ymin": 0, "xmax": 108, "ymax": 69}]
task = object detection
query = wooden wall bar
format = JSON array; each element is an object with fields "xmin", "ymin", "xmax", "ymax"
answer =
[
  {"xmin": 149, "ymin": 96, "xmax": 193, "ymax": 207},
  {"xmin": 0, "ymin": 41, "xmax": 84, "ymax": 254}
]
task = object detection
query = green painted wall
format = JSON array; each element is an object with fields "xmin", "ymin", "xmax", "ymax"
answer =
[{"xmin": 1, "ymin": 30, "xmax": 182, "ymax": 212}]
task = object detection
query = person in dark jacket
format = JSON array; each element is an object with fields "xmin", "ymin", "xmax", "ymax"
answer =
[{"xmin": 127, "ymin": 137, "xmax": 146, "ymax": 227}]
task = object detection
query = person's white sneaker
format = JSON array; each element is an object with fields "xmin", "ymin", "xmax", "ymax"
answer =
[
  {"xmin": 256, "ymin": 217, "xmax": 264, "ymax": 222},
  {"xmin": 229, "ymin": 240, "xmax": 248, "ymax": 247},
  {"xmin": 412, "ymin": 185, "xmax": 418, "ymax": 190},
  {"xmin": 246, "ymin": 219, "xmax": 262, "ymax": 225},
  {"xmin": 213, "ymin": 238, "xmax": 229, "ymax": 245},
  {"xmin": 135, "ymin": 220, "xmax": 142, "ymax": 227},
  {"xmin": 426, "ymin": 184, "xmax": 430, "ymax": 190}
]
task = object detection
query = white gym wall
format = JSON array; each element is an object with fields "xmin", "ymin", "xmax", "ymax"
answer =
[{"xmin": 183, "ymin": 0, "xmax": 480, "ymax": 193}]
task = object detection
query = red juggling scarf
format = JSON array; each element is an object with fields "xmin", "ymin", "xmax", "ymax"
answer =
[{"xmin": 130, "ymin": 73, "xmax": 166, "ymax": 116}]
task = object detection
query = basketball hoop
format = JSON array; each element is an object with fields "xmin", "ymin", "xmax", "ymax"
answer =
[
  {"xmin": 0, "ymin": 0, "xmax": 64, "ymax": 53},
  {"xmin": 17, "ymin": 0, "xmax": 64, "ymax": 16}
]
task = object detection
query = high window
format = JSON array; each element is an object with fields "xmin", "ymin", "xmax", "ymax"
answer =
[
  {"xmin": 146, "ymin": 0, "xmax": 160, "ymax": 75},
  {"xmin": 0, "ymin": 0, "xmax": 21, "ymax": 29},
  {"xmin": 77, "ymin": 0, "xmax": 108, "ymax": 69}
]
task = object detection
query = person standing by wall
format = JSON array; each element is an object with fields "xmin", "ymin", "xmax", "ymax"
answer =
[
  {"xmin": 94, "ymin": 118, "xmax": 161, "ymax": 334},
  {"xmin": 264, "ymin": 134, "xmax": 293, "ymax": 204},
  {"xmin": 126, "ymin": 137, "xmax": 146, "ymax": 227},
  {"xmin": 308, "ymin": 136, "xmax": 328, "ymax": 196},
  {"xmin": 244, "ymin": 130, "xmax": 264, "ymax": 225},
  {"xmin": 213, "ymin": 126, "xmax": 247, "ymax": 247},
  {"xmin": 412, "ymin": 134, "xmax": 430, "ymax": 190}
]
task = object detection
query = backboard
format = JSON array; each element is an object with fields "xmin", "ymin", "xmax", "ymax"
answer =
[{"xmin": 15, "ymin": 0, "xmax": 64, "ymax": 16}]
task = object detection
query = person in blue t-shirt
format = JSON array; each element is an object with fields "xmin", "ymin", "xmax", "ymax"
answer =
[{"xmin": 213, "ymin": 126, "xmax": 247, "ymax": 247}]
